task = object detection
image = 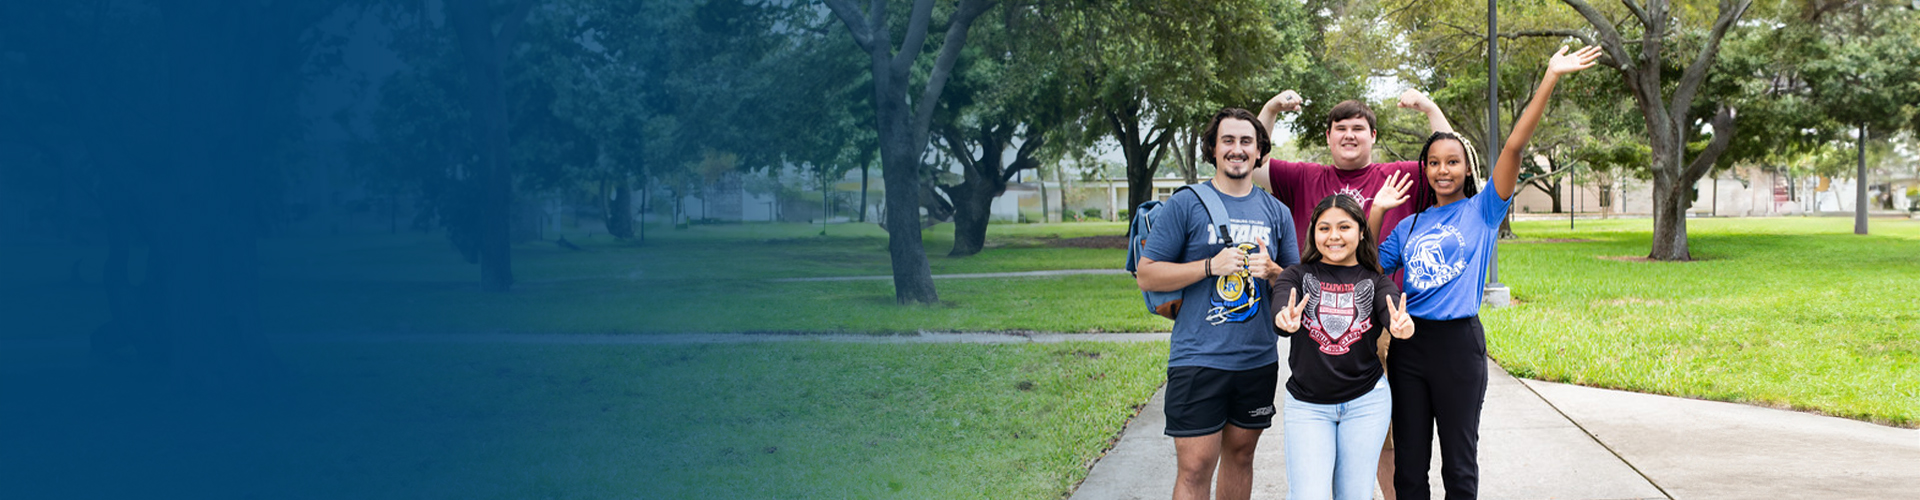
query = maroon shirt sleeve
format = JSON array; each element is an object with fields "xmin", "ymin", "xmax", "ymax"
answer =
[{"xmin": 1265, "ymin": 159, "xmax": 1325, "ymax": 254}]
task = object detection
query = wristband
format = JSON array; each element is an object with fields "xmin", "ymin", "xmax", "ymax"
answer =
[{"xmin": 1204, "ymin": 259, "xmax": 1213, "ymax": 278}]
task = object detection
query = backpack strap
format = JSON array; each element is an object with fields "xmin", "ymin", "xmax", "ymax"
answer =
[{"xmin": 1182, "ymin": 182, "xmax": 1233, "ymax": 245}]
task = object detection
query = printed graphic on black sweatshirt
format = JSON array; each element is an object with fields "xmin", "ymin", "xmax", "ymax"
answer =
[{"xmin": 1300, "ymin": 273, "xmax": 1373, "ymax": 355}]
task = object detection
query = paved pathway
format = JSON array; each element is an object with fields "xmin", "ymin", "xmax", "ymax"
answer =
[
  {"xmin": 1068, "ymin": 359, "xmax": 1920, "ymax": 500},
  {"xmin": 277, "ymin": 331, "xmax": 1170, "ymax": 345},
  {"xmin": 772, "ymin": 268, "xmax": 1127, "ymax": 282}
]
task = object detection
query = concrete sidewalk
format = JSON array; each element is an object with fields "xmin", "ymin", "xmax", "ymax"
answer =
[
  {"xmin": 1522, "ymin": 378, "xmax": 1920, "ymax": 500},
  {"xmin": 1069, "ymin": 359, "xmax": 1920, "ymax": 499}
]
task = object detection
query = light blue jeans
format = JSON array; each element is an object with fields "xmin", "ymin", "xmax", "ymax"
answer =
[{"xmin": 1282, "ymin": 376, "xmax": 1393, "ymax": 500}]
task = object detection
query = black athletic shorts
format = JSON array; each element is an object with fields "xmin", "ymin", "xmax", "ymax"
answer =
[{"xmin": 1163, "ymin": 362, "xmax": 1279, "ymax": 437}]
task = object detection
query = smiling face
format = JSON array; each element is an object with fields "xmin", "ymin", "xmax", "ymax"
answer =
[
  {"xmin": 1423, "ymin": 138, "xmax": 1470, "ymax": 200},
  {"xmin": 1313, "ymin": 207, "xmax": 1363, "ymax": 266},
  {"xmin": 1213, "ymin": 117, "xmax": 1259, "ymax": 179},
  {"xmin": 1325, "ymin": 116, "xmax": 1376, "ymax": 169}
]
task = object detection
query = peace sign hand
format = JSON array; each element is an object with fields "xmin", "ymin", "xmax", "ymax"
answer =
[
  {"xmin": 1386, "ymin": 293, "xmax": 1415, "ymax": 339},
  {"xmin": 1275, "ymin": 288, "xmax": 1308, "ymax": 333},
  {"xmin": 1373, "ymin": 170, "xmax": 1414, "ymax": 212}
]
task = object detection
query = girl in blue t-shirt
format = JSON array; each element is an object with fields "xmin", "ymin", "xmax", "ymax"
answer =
[{"xmin": 1363, "ymin": 45, "xmax": 1603, "ymax": 500}]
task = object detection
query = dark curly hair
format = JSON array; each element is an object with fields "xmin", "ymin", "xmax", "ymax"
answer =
[{"xmin": 1199, "ymin": 107, "xmax": 1271, "ymax": 165}]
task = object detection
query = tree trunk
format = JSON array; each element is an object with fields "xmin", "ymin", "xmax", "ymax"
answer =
[
  {"xmin": 139, "ymin": 1, "xmax": 317, "ymax": 399},
  {"xmin": 1550, "ymin": 177, "xmax": 1563, "ymax": 213},
  {"xmin": 1177, "ymin": 130, "xmax": 1199, "ymax": 185},
  {"xmin": 939, "ymin": 139, "xmax": 1009, "ymax": 256},
  {"xmin": 858, "ymin": 155, "xmax": 870, "ymax": 222},
  {"xmin": 936, "ymin": 121, "xmax": 1042, "ymax": 255},
  {"xmin": 876, "ymin": 72, "xmax": 938, "ymax": 301},
  {"xmin": 1056, "ymin": 162, "xmax": 1070, "ymax": 221},
  {"xmin": 607, "ymin": 175, "xmax": 634, "ymax": 239},
  {"xmin": 882, "ymin": 127, "xmax": 937, "ymax": 302},
  {"xmin": 1649, "ymin": 172, "xmax": 1693, "ymax": 260},
  {"xmin": 826, "ymin": 0, "xmax": 990, "ymax": 303},
  {"xmin": 637, "ymin": 175, "xmax": 648, "ymax": 244},
  {"xmin": 1110, "ymin": 103, "xmax": 1175, "ymax": 222},
  {"xmin": 1037, "ymin": 169, "xmax": 1049, "ymax": 222},
  {"xmin": 947, "ymin": 181, "xmax": 994, "ymax": 256},
  {"xmin": 447, "ymin": 0, "xmax": 528, "ymax": 292}
]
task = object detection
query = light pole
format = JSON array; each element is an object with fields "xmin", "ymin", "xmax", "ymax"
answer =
[
  {"xmin": 1484, "ymin": 0, "xmax": 1511, "ymax": 308},
  {"xmin": 1856, "ymin": 124, "xmax": 1869, "ymax": 235}
]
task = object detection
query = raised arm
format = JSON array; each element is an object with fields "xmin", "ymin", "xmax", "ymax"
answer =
[
  {"xmin": 1258, "ymin": 90, "xmax": 1303, "ymax": 141},
  {"xmin": 1253, "ymin": 90, "xmax": 1305, "ymax": 192},
  {"xmin": 1397, "ymin": 89, "xmax": 1455, "ymax": 135},
  {"xmin": 1494, "ymin": 45, "xmax": 1601, "ymax": 200},
  {"xmin": 1368, "ymin": 170, "xmax": 1413, "ymax": 242}
]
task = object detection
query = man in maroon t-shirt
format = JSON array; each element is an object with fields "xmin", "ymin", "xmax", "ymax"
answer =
[
  {"xmin": 1251, "ymin": 89, "xmax": 1456, "ymax": 253},
  {"xmin": 1252, "ymin": 89, "xmax": 1454, "ymax": 500}
]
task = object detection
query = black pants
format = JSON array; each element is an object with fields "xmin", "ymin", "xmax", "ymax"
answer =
[{"xmin": 1388, "ymin": 316, "xmax": 1488, "ymax": 500}]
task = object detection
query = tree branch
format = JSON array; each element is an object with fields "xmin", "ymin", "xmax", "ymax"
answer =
[
  {"xmin": 910, "ymin": 0, "xmax": 993, "ymax": 150},
  {"xmin": 1005, "ymin": 125, "xmax": 1048, "ymax": 184},
  {"xmin": 934, "ymin": 121, "xmax": 976, "ymax": 172},
  {"xmin": 1669, "ymin": 0, "xmax": 1752, "ymax": 122},
  {"xmin": 1561, "ymin": 0, "xmax": 1635, "ymax": 70},
  {"xmin": 891, "ymin": 0, "xmax": 937, "ymax": 71},
  {"xmin": 494, "ymin": 0, "xmax": 536, "ymax": 59},
  {"xmin": 1683, "ymin": 106, "xmax": 1738, "ymax": 181},
  {"xmin": 823, "ymin": 0, "xmax": 874, "ymax": 52},
  {"xmin": 1620, "ymin": 0, "xmax": 1650, "ymax": 27}
]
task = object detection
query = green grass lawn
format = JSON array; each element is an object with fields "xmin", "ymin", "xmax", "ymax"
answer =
[
  {"xmin": 7, "ymin": 215, "xmax": 1915, "ymax": 432},
  {"xmin": 1484, "ymin": 216, "xmax": 1920, "ymax": 426},
  {"xmin": 250, "ymin": 220, "xmax": 1161, "ymax": 335},
  {"xmin": 6, "ymin": 340, "xmax": 1167, "ymax": 499}
]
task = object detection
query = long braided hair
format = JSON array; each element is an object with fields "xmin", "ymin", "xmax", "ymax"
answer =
[{"xmin": 1415, "ymin": 132, "xmax": 1483, "ymax": 199}]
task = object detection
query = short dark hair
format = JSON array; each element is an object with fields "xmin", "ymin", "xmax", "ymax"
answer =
[
  {"xmin": 1301, "ymin": 194, "xmax": 1381, "ymax": 273},
  {"xmin": 1327, "ymin": 100, "xmax": 1377, "ymax": 132},
  {"xmin": 1199, "ymin": 107, "xmax": 1271, "ymax": 165}
]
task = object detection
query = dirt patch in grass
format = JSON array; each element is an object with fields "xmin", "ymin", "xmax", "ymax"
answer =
[
  {"xmin": 1595, "ymin": 255, "xmax": 1710, "ymax": 263},
  {"xmin": 1047, "ymin": 236, "xmax": 1129, "ymax": 249},
  {"xmin": 1596, "ymin": 297, "xmax": 1666, "ymax": 306},
  {"xmin": 1506, "ymin": 238, "xmax": 1596, "ymax": 244}
]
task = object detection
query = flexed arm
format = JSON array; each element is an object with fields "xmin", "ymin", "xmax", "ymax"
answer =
[
  {"xmin": 1258, "ymin": 90, "xmax": 1303, "ymax": 142},
  {"xmin": 1252, "ymin": 90, "xmax": 1305, "ymax": 192},
  {"xmin": 1494, "ymin": 45, "xmax": 1602, "ymax": 199},
  {"xmin": 1397, "ymin": 89, "xmax": 1455, "ymax": 136}
]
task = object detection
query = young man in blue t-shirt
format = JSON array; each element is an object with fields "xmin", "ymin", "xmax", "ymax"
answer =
[{"xmin": 1136, "ymin": 107, "xmax": 1299, "ymax": 500}]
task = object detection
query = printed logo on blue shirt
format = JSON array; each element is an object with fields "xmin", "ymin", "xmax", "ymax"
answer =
[
  {"xmin": 1208, "ymin": 271, "xmax": 1262, "ymax": 325},
  {"xmin": 1204, "ymin": 219, "xmax": 1273, "ymax": 326},
  {"xmin": 1405, "ymin": 224, "xmax": 1467, "ymax": 291}
]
